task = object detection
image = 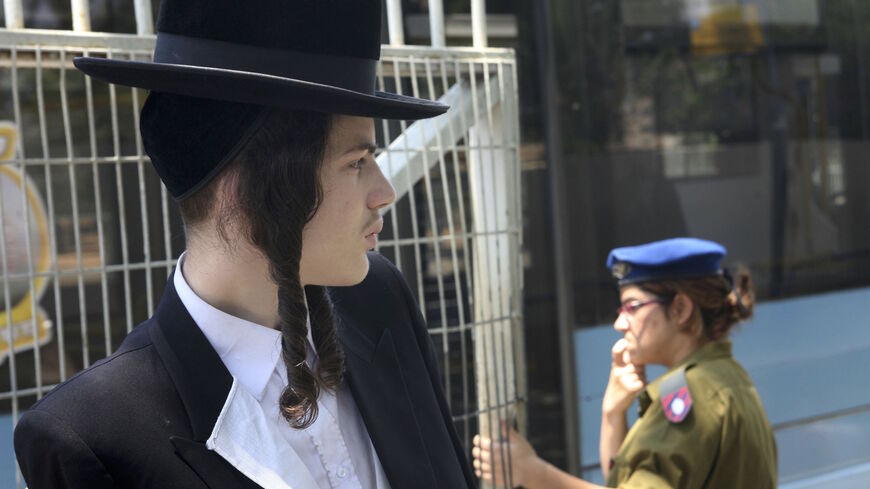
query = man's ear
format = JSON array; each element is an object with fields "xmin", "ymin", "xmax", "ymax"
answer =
[{"xmin": 670, "ymin": 292, "xmax": 695, "ymax": 329}]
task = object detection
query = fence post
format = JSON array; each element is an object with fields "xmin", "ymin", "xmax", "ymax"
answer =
[
  {"xmin": 470, "ymin": 94, "xmax": 520, "ymax": 487},
  {"xmin": 71, "ymin": 0, "xmax": 91, "ymax": 32},
  {"xmin": 429, "ymin": 0, "xmax": 445, "ymax": 48},
  {"xmin": 3, "ymin": 0, "xmax": 24, "ymax": 29},
  {"xmin": 385, "ymin": 0, "xmax": 405, "ymax": 46},
  {"xmin": 134, "ymin": 0, "xmax": 154, "ymax": 36},
  {"xmin": 471, "ymin": 0, "xmax": 487, "ymax": 48}
]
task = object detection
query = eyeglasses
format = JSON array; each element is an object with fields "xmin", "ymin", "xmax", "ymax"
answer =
[{"xmin": 616, "ymin": 297, "xmax": 668, "ymax": 317}]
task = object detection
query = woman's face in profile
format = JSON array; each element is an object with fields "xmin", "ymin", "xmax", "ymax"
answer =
[{"xmin": 614, "ymin": 285, "xmax": 678, "ymax": 366}]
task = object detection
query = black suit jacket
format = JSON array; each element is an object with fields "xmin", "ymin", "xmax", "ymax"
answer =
[{"xmin": 14, "ymin": 253, "xmax": 476, "ymax": 489}]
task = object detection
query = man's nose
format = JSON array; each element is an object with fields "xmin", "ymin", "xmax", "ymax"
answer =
[{"xmin": 369, "ymin": 163, "xmax": 396, "ymax": 210}]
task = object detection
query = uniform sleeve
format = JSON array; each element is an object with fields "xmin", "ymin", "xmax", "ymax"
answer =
[
  {"xmin": 380, "ymin": 254, "xmax": 478, "ymax": 489},
  {"xmin": 609, "ymin": 389, "xmax": 726, "ymax": 489},
  {"xmin": 14, "ymin": 408, "xmax": 117, "ymax": 489}
]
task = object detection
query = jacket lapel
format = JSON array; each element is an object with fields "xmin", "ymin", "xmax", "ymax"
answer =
[
  {"xmin": 150, "ymin": 272, "xmax": 319, "ymax": 489},
  {"xmin": 339, "ymin": 316, "xmax": 439, "ymax": 489},
  {"xmin": 149, "ymin": 273, "xmax": 233, "ymax": 440}
]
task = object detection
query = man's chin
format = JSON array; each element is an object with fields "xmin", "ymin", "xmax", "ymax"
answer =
[
  {"xmin": 322, "ymin": 257, "xmax": 371, "ymax": 287},
  {"xmin": 300, "ymin": 253, "xmax": 372, "ymax": 287}
]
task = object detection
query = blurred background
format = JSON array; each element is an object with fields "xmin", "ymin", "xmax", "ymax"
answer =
[{"xmin": 404, "ymin": 0, "xmax": 870, "ymax": 486}]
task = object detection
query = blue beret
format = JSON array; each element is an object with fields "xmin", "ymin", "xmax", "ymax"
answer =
[{"xmin": 606, "ymin": 237, "xmax": 726, "ymax": 285}]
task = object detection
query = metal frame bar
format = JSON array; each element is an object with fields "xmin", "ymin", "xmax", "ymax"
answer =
[
  {"xmin": 449, "ymin": 56, "xmax": 477, "ymax": 451},
  {"xmin": 82, "ymin": 47, "xmax": 114, "ymax": 361},
  {"xmin": 532, "ymin": 0, "xmax": 580, "ymax": 475},
  {"xmin": 58, "ymin": 49, "xmax": 79, "ymax": 379},
  {"xmin": 428, "ymin": 0, "xmax": 446, "ymax": 48},
  {"xmin": 2, "ymin": 0, "xmax": 23, "ymax": 29},
  {"xmin": 33, "ymin": 45, "xmax": 52, "ymax": 395},
  {"xmin": 389, "ymin": 57, "xmax": 426, "ymax": 313},
  {"xmin": 0, "ymin": 29, "xmax": 156, "ymax": 50},
  {"xmin": 471, "ymin": 0, "xmax": 488, "ymax": 48},
  {"xmin": 408, "ymin": 58, "xmax": 451, "ymax": 395},
  {"xmin": 0, "ymin": 30, "xmax": 513, "ymax": 57},
  {"xmin": 133, "ymin": 0, "xmax": 154, "ymax": 36},
  {"xmin": 385, "ymin": 0, "xmax": 405, "ymax": 46},
  {"xmin": 70, "ymin": 0, "xmax": 91, "ymax": 33}
]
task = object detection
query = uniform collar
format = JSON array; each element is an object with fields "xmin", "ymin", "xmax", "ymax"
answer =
[
  {"xmin": 675, "ymin": 339, "xmax": 733, "ymax": 370},
  {"xmin": 639, "ymin": 340, "xmax": 733, "ymax": 416},
  {"xmin": 174, "ymin": 252, "xmax": 315, "ymax": 402}
]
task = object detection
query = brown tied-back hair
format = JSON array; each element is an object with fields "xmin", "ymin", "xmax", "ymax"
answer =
[
  {"xmin": 178, "ymin": 108, "xmax": 343, "ymax": 430},
  {"xmin": 636, "ymin": 267, "xmax": 755, "ymax": 341}
]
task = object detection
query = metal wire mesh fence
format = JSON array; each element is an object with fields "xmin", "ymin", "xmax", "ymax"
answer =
[{"xmin": 0, "ymin": 31, "xmax": 524, "ymax": 488}]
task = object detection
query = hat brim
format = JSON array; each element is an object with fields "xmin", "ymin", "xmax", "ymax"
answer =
[{"xmin": 73, "ymin": 57, "xmax": 448, "ymax": 120}]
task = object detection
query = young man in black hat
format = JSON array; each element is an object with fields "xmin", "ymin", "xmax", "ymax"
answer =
[{"xmin": 13, "ymin": 1, "xmax": 476, "ymax": 488}]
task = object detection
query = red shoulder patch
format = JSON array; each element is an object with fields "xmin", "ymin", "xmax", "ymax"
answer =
[{"xmin": 661, "ymin": 385, "xmax": 692, "ymax": 423}]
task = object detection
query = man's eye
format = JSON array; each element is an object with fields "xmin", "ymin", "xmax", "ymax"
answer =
[
  {"xmin": 351, "ymin": 158, "xmax": 366, "ymax": 170},
  {"xmin": 625, "ymin": 302, "xmax": 641, "ymax": 314}
]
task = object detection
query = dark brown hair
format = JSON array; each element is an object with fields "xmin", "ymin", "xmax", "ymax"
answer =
[
  {"xmin": 179, "ymin": 108, "xmax": 343, "ymax": 429},
  {"xmin": 636, "ymin": 267, "xmax": 755, "ymax": 341}
]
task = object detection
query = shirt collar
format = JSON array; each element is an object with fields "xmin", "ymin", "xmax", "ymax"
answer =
[{"xmin": 174, "ymin": 252, "xmax": 289, "ymax": 402}]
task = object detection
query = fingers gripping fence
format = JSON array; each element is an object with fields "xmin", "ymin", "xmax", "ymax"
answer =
[{"xmin": 0, "ymin": 31, "xmax": 525, "ymax": 488}]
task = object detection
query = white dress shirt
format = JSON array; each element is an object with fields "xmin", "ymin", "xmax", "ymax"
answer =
[{"xmin": 174, "ymin": 253, "xmax": 388, "ymax": 489}]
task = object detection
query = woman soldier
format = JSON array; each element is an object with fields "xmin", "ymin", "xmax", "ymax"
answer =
[{"xmin": 473, "ymin": 237, "xmax": 777, "ymax": 488}]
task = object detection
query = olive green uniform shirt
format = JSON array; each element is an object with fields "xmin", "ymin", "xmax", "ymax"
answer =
[{"xmin": 606, "ymin": 341, "xmax": 777, "ymax": 489}]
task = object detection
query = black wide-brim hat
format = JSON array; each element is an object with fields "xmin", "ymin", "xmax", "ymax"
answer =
[
  {"xmin": 73, "ymin": 0, "xmax": 448, "ymax": 121},
  {"xmin": 74, "ymin": 0, "xmax": 449, "ymax": 200}
]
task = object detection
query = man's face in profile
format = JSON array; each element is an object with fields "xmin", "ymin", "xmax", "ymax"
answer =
[{"xmin": 299, "ymin": 115, "xmax": 396, "ymax": 287}]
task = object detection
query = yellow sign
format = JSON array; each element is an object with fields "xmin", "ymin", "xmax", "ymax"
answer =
[
  {"xmin": 691, "ymin": 4, "xmax": 766, "ymax": 56},
  {"xmin": 0, "ymin": 122, "xmax": 53, "ymax": 365}
]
